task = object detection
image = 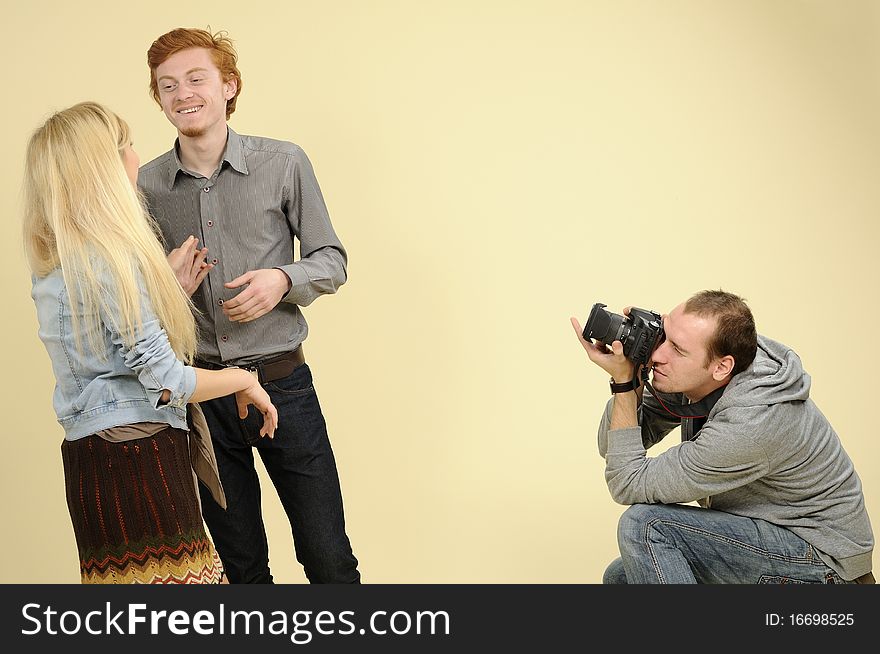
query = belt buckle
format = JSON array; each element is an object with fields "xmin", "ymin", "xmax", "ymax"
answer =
[
  {"xmin": 244, "ymin": 366, "xmax": 260, "ymax": 383},
  {"xmin": 229, "ymin": 364, "xmax": 261, "ymax": 383}
]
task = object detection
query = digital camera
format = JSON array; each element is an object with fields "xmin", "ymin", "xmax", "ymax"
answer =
[{"xmin": 582, "ymin": 303, "xmax": 665, "ymax": 369}]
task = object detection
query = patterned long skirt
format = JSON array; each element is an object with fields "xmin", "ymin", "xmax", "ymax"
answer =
[{"xmin": 61, "ymin": 427, "xmax": 224, "ymax": 584}]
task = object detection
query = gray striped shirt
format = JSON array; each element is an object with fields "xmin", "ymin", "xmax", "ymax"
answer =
[{"xmin": 138, "ymin": 128, "xmax": 347, "ymax": 366}]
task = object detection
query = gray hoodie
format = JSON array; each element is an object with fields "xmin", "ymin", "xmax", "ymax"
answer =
[{"xmin": 599, "ymin": 335, "xmax": 874, "ymax": 580}]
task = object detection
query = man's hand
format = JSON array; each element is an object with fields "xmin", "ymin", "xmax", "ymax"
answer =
[
  {"xmin": 167, "ymin": 235, "xmax": 213, "ymax": 297},
  {"xmin": 570, "ymin": 315, "xmax": 635, "ymax": 383},
  {"xmin": 223, "ymin": 268, "xmax": 292, "ymax": 323}
]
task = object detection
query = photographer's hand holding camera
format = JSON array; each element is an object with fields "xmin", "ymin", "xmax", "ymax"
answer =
[
  {"xmin": 570, "ymin": 291, "xmax": 874, "ymax": 585},
  {"xmin": 570, "ymin": 310, "xmax": 636, "ymax": 383},
  {"xmin": 570, "ymin": 308, "xmax": 642, "ymax": 432}
]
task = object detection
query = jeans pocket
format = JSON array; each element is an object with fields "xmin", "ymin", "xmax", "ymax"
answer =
[
  {"xmin": 266, "ymin": 364, "xmax": 314, "ymax": 397},
  {"xmin": 758, "ymin": 575, "xmax": 811, "ymax": 584},
  {"xmin": 822, "ymin": 571, "xmax": 854, "ymax": 584}
]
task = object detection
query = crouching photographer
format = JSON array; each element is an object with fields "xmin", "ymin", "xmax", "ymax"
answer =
[{"xmin": 570, "ymin": 290, "xmax": 874, "ymax": 584}]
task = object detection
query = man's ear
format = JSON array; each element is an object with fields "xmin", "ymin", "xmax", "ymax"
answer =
[
  {"xmin": 712, "ymin": 355, "xmax": 735, "ymax": 382},
  {"xmin": 224, "ymin": 78, "xmax": 238, "ymax": 100}
]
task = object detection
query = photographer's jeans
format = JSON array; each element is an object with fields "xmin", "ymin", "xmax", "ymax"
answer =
[
  {"xmin": 604, "ymin": 503, "xmax": 852, "ymax": 584},
  {"xmin": 198, "ymin": 363, "xmax": 360, "ymax": 584}
]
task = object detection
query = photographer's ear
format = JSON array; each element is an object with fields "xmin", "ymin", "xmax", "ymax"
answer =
[{"xmin": 711, "ymin": 355, "xmax": 735, "ymax": 382}]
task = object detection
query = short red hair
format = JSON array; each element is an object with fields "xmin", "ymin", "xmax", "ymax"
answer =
[{"xmin": 147, "ymin": 28, "xmax": 243, "ymax": 119}]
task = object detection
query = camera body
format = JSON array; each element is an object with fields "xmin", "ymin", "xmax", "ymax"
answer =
[{"xmin": 582, "ymin": 303, "xmax": 665, "ymax": 369}]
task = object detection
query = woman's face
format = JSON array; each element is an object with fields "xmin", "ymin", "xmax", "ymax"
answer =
[{"xmin": 121, "ymin": 143, "xmax": 140, "ymax": 186}]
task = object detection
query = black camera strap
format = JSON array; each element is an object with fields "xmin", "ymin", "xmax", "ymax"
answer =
[{"xmin": 644, "ymin": 382, "xmax": 726, "ymax": 419}]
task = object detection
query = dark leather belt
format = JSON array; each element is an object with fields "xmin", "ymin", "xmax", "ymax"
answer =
[{"xmin": 195, "ymin": 346, "xmax": 305, "ymax": 384}]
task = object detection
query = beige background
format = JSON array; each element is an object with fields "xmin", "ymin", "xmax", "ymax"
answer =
[{"xmin": 1, "ymin": 0, "xmax": 877, "ymax": 583}]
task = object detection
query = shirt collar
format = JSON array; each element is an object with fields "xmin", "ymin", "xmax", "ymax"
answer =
[
  {"xmin": 167, "ymin": 127, "xmax": 249, "ymax": 190},
  {"xmin": 223, "ymin": 128, "xmax": 248, "ymax": 175}
]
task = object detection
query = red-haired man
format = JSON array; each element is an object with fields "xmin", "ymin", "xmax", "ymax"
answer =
[{"xmin": 139, "ymin": 28, "xmax": 359, "ymax": 584}]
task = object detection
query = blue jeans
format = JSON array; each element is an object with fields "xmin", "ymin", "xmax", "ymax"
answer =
[
  {"xmin": 198, "ymin": 362, "xmax": 360, "ymax": 583},
  {"xmin": 603, "ymin": 503, "xmax": 852, "ymax": 584}
]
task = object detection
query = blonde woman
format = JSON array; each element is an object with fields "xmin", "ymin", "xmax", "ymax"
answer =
[{"xmin": 24, "ymin": 101, "xmax": 278, "ymax": 584}]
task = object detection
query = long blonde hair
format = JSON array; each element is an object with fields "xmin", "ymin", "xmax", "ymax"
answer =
[{"xmin": 23, "ymin": 101, "xmax": 196, "ymax": 362}]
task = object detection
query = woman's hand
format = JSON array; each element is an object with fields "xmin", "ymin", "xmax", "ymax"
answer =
[{"xmin": 234, "ymin": 376, "xmax": 279, "ymax": 438}]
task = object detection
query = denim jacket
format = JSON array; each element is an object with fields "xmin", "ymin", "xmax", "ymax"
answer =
[{"xmin": 31, "ymin": 267, "xmax": 196, "ymax": 441}]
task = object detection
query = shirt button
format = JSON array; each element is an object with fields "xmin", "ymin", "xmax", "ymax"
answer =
[
  {"xmin": 207, "ymin": 220, "xmax": 214, "ymax": 227},
  {"xmin": 221, "ymin": 335, "xmax": 228, "ymax": 342},
  {"xmin": 211, "ymin": 258, "xmax": 219, "ymax": 265},
  {"xmin": 203, "ymin": 187, "xmax": 210, "ymax": 193},
  {"xmin": 218, "ymin": 299, "xmax": 224, "ymax": 305}
]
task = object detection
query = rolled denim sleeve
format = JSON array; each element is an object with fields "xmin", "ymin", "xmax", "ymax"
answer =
[
  {"xmin": 278, "ymin": 145, "xmax": 348, "ymax": 307},
  {"xmin": 95, "ymin": 266, "xmax": 196, "ymax": 410},
  {"xmin": 112, "ymin": 317, "xmax": 196, "ymax": 410}
]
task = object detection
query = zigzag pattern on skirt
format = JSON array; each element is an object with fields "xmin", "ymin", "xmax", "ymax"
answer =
[{"xmin": 80, "ymin": 532, "xmax": 223, "ymax": 584}]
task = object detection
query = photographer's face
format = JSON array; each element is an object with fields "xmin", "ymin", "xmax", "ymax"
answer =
[{"xmin": 650, "ymin": 304, "xmax": 721, "ymax": 401}]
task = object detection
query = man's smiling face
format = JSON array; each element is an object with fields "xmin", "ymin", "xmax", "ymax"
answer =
[{"xmin": 155, "ymin": 47, "xmax": 236, "ymax": 139}]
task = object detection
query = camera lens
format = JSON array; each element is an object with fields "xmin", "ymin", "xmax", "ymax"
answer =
[{"xmin": 584, "ymin": 304, "xmax": 631, "ymax": 345}]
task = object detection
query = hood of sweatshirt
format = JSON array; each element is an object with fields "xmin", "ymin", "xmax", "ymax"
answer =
[{"xmin": 716, "ymin": 335, "xmax": 811, "ymax": 411}]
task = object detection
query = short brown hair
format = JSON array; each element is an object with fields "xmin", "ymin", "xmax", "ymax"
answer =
[
  {"xmin": 147, "ymin": 28, "xmax": 242, "ymax": 119},
  {"xmin": 684, "ymin": 290, "xmax": 757, "ymax": 376}
]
